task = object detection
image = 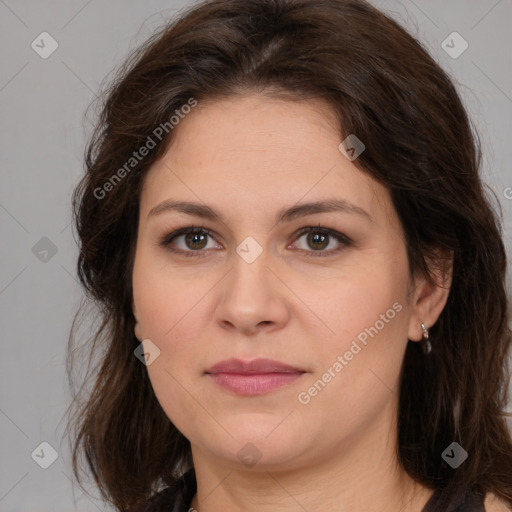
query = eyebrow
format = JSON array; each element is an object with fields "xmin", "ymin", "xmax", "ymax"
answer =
[{"xmin": 147, "ymin": 199, "xmax": 373, "ymax": 224}]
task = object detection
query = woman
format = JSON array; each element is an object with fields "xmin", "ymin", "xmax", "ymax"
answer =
[{"xmin": 65, "ymin": 0, "xmax": 512, "ymax": 510}]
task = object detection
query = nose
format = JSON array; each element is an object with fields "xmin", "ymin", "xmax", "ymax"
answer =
[{"xmin": 213, "ymin": 249, "xmax": 290, "ymax": 336}]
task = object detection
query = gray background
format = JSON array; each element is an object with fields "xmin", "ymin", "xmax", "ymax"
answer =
[{"xmin": 1, "ymin": 1, "xmax": 511, "ymax": 510}]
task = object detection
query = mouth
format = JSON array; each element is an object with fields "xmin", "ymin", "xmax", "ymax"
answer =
[{"xmin": 205, "ymin": 358, "xmax": 306, "ymax": 396}]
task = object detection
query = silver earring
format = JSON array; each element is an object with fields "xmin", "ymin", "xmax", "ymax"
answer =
[{"xmin": 421, "ymin": 322, "xmax": 432, "ymax": 355}]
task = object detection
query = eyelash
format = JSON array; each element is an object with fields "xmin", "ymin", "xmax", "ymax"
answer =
[{"xmin": 158, "ymin": 225, "xmax": 353, "ymax": 258}]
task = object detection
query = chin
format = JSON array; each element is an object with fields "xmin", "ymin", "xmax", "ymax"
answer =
[{"xmin": 193, "ymin": 419, "xmax": 312, "ymax": 470}]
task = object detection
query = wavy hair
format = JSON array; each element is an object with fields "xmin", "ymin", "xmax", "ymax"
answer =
[{"xmin": 65, "ymin": 0, "xmax": 512, "ymax": 510}]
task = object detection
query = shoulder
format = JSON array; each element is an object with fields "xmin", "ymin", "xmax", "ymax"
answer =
[{"xmin": 483, "ymin": 492, "xmax": 511, "ymax": 512}]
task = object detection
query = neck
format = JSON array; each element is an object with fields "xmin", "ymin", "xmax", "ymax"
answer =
[{"xmin": 189, "ymin": 409, "xmax": 434, "ymax": 512}]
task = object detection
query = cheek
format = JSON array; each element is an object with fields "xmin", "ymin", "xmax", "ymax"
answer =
[
  {"xmin": 133, "ymin": 259, "xmax": 213, "ymax": 436},
  {"xmin": 299, "ymin": 258, "xmax": 409, "ymax": 347},
  {"xmin": 295, "ymin": 304, "xmax": 408, "ymax": 438},
  {"xmin": 295, "ymin": 262, "xmax": 410, "ymax": 405},
  {"xmin": 132, "ymin": 247, "xmax": 205, "ymax": 341},
  {"xmin": 132, "ymin": 248, "xmax": 216, "ymax": 394},
  {"xmin": 133, "ymin": 271, "xmax": 214, "ymax": 379}
]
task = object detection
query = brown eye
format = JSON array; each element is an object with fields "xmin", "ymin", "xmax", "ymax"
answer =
[
  {"xmin": 291, "ymin": 227, "xmax": 352, "ymax": 257},
  {"xmin": 183, "ymin": 232, "xmax": 208, "ymax": 250},
  {"xmin": 160, "ymin": 227, "xmax": 220, "ymax": 257},
  {"xmin": 305, "ymin": 231, "xmax": 329, "ymax": 251}
]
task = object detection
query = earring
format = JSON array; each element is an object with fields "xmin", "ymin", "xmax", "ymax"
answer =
[{"xmin": 421, "ymin": 322, "xmax": 432, "ymax": 355}]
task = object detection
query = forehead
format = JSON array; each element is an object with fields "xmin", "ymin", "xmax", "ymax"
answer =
[
  {"xmin": 140, "ymin": 94, "xmax": 392, "ymax": 226},
  {"xmin": 165, "ymin": 93, "xmax": 342, "ymax": 166}
]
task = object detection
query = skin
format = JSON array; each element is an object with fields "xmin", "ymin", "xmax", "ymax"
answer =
[{"xmin": 131, "ymin": 93, "xmax": 455, "ymax": 512}]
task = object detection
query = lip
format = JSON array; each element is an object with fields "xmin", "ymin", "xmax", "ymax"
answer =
[
  {"xmin": 205, "ymin": 358, "xmax": 306, "ymax": 396},
  {"xmin": 206, "ymin": 358, "xmax": 305, "ymax": 374}
]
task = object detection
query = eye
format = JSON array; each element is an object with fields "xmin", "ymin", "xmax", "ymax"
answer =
[
  {"xmin": 290, "ymin": 226, "xmax": 352, "ymax": 257},
  {"xmin": 159, "ymin": 225, "xmax": 352, "ymax": 258},
  {"xmin": 159, "ymin": 227, "xmax": 220, "ymax": 257}
]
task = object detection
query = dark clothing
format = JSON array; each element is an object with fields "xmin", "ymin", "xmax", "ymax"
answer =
[{"xmin": 130, "ymin": 469, "xmax": 485, "ymax": 511}]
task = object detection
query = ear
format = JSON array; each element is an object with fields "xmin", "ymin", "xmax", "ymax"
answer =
[
  {"xmin": 407, "ymin": 249, "xmax": 453, "ymax": 341},
  {"xmin": 132, "ymin": 299, "xmax": 142, "ymax": 341}
]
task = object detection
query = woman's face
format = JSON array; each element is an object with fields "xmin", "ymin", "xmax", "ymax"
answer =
[{"xmin": 132, "ymin": 93, "xmax": 426, "ymax": 471}]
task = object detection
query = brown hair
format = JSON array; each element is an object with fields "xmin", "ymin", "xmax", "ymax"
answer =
[{"xmin": 65, "ymin": 0, "xmax": 512, "ymax": 509}]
